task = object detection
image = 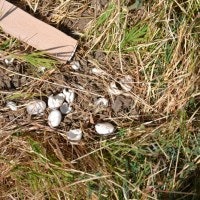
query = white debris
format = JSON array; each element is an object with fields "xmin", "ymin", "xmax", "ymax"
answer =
[
  {"xmin": 70, "ymin": 61, "xmax": 80, "ymax": 71},
  {"xmin": 119, "ymin": 75, "xmax": 133, "ymax": 92},
  {"xmin": 38, "ymin": 66, "xmax": 46, "ymax": 73},
  {"xmin": 26, "ymin": 100, "xmax": 46, "ymax": 115},
  {"xmin": 67, "ymin": 129, "xmax": 82, "ymax": 142},
  {"xmin": 6, "ymin": 101, "xmax": 17, "ymax": 111},
  {"xmin": 5, "ymin": 57, "xmax": 14, "ymax": 65},
  {"xmin": 48, "ymin": 93, "xmax": 65, "ymax": 109},
  {"xmin": 63, "ymin": 89, "xmax": 75, "ymax": 104},
  {"xmin": 95, "ymin": 122, "xmax": 115, "ymax": 135},
  {"xmin": 91, "ymin": 67, "xmax": 105, "ymax": 76},
  {"xmin": 94, "ymin": 97, "xmax": 109, "ymax": 107},
  {"xmin": 48, "ymin": 110, "xmax": 62, "ymax": 128},
  {"xmin": 108, "ymin": 81, "xmax": 123, "ymax": 95},
  {"xmin": 60, "ymin": 102, "xmax": 72, "ymax": 114}
]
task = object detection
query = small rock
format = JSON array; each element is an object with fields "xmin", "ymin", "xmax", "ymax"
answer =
[
  {"xmin": 63, "ymin": 89, "xmax": 75, "ymax": 104},
  {"xmin": 6, "ymin": 101, "xmax": 17, "ymax": 111},
  {"xmin": 95, "ymin": 122, "xmax": 115, "ymax": 135},
  {"xmin": 26, "ymin": 100, "xmax": 46, "ymax": 115},
  {"xmin": 70, "ymin": 61, "xmax": 80, "ymax": 71},
  {"xmin": 48, "ymin": 93, "xmax": 65, "ymax": 109},
  {"xmin": 48, "ymin": 110, "xmax": 62, "ymax": 128},
  {"xmin": 60, "ymin": 102, "xmax": 72, "ymax": 114},
  {"xmin": 94, "ymin": 97, "xmax": 109, "ymax": 107},
  {"xmin": 67, "ymin": 129, "xmax": 82, "ymax": 142}
]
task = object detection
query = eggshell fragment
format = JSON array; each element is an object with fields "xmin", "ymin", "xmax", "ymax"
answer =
[
  {"xmin": 6, "ymin": 101, "xmax": 17, "ymax": 111},
  {"xmin": 48, "ymin": 110, "xmax": 62, "ymax": 128},
  {"xmin": 67, "ymin": 129, "xmax": 82, "ymax": 141},
  {"xmin": 94, "ymin": 97, "xmax": 109, "ymax": 107},
  {"xmin": 63, "ymin": 89, "xmax": 75, "ymax": 104},
  {"xmin": 108, "ymin": 81, "xmax": 123, "ymax": 95},
  {"xmin": 95, "ymin": 122, "xmax": 115, "ymax": 135},
  {"xmin": 60, "ymin": 102, "xmax": 72, "ymax": 114},
  {"xmin": 26, "ymin": 100, "xmax": 46, "ymax": 115},
  {"xmin": 70, "ymin": 60, "xmax": 80, "ymax": 71},
  {"xmin": 119, "ymin": 75, "xmax": 133, "ymax": 92},
  {"xmin": 48, "ymin": 93, "xmax": 65, "ymax": 109},
  {"xmin": 91, "ymin": 67, "xmax": 105, "ymax": 75},
  {"xmin": 5, "ymin": 57, "xmax": 14, "ymax": 65}
]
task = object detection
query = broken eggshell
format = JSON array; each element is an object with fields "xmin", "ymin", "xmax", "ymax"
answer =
[
  {"xmin": 108, "ymin": 81, "xmax": 123, "ymax": 95},
  {"xmin": 60, "ymin": 102, "xmax": 72, "ymax": 114},
  {"xmin": 94, "ymin": 97, "xmax": 109, "ymax": 107},
  {"xmin": 91, "ymin": 67, "xmax": 105, "ymax": 76},
  {"xmin": 67, "ymin": 129, "xmax": 82, "ymax": 142},
  {"xmin": 6, "ymin": 101, "xmax": 17, "ymax": 111},
  {"xmin": 48, "ymin": 110, "xmax": 62, "ymax": 128},
  {"xmin": 119, "ymin": 75, "xmax": 133, "ymax": 92},
  {"xmin": 70, "ymin": 60, "xmax": 80, "ymax": 71},
  {"xmin": 48, "ymin": 93, "xmax": 65, "ymax": 109},
  {"xmin": 4, "ymin": 57, "xmax": 14, "ymax": 65},
  {"xmin": 26, "ymin": 100, "xmax": 46, "ymax": 115},
  {"xmin": 95, "ymin": 122, "xmax": 115, "ymax": 135},
  {"xmin": 63, "ymin": 89, "xmax": 75, "ymax": 104}
]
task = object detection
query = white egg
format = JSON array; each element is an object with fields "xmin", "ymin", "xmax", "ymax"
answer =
[
  {"xmin": 70, "ymin": 61, "xmax": 80, "ymax": 71},
  {"xmin": 63, "ymin": 89, "xmax": 75, "ymax": 104},
  {"xmin": 108, "ymin": 81, "xmax": 123, "ymax": 95},
  {"xmin": 6, "ymin": 101, "xmax": 17, "ymax": 111},
  {"xmin": 48, "ymin": 93, "xmax": 65, "ymax": 109},
  {"xmin": 119, "ymin": 75, "xmax": 133, "ymax": 92},
  {"xmin": 91, "ymin": 67, "xmax": 105, "ymax": 75},
  {"xmin": 67, "ymin": 129, "xmax": 82, "ymax": 141},
  {"xmin": 94, "ymin": 97, "xmax": 109, "ymax": 107},
  {"xmin": 26, "ymin": 100, "xmax": 46, "ymax": 115},
  {"xmin": 48, "ymin": 110, "xmax": 62, "ymax": 128},
  {"xmin": 60, "ymin": 102, "xmax": 72, "ymax": 114},
  {"xmin": 95, "ymin": 122, "xmax": 115, "ymax": 135}
]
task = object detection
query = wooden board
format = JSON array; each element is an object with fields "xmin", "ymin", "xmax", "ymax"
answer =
[{"xmin": 0, "ymin": 0, "xmax": 78, "ymax": 62}]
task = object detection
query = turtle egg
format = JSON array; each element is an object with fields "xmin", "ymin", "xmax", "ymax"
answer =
[
  {"xmin": 60, "ymin": 102, "xmax": 72, "ymax": 114},
  {"xmin": 26, "ymin": 100, "xmax": 46, "ymax": 115},
  {"xmin": 67, "ymin": 129, "xmax": 82, "ymax": 142},
  {"xmin": 48, "ymin": 93, "xmax": 65, "ymax": 109},
  {"xmin": 95, "ymin": 122, "xmax": 115, "ymax": 135},
  {"xmin": 63, "ymin": 89, "xmax": 75, "ymax": 104},
  {"xmin": 6, "ymin": 101, "xmax": 17, "ymax": 111},
  {"xmin": 48, "ymin": 110, "xmax": 62, "ymax": 128}
]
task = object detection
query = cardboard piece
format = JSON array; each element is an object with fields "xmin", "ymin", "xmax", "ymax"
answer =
[{"xmin": 0, "ymin": 0, "xmax": 77, "ymax": 62}]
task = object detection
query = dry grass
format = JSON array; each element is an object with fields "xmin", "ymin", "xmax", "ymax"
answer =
[{"xmin": 0, "ymin": 0, "xmax": 200, "ymax": 199}]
